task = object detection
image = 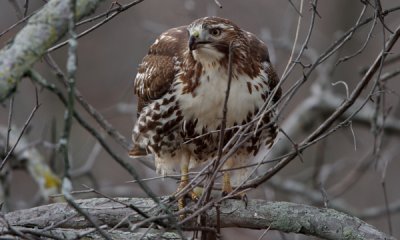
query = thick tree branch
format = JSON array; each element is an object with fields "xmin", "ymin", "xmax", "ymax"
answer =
[
  {"xmin": 0, "ymin": 0, "xmax": 105, "ymax": 102},
  {"xmin": 2, "ymin": 197, "xmax": 394, "ymax": 240},
  {"xmin": 0, "ymin": 227, "xmax": 181, "ymax": 240}
]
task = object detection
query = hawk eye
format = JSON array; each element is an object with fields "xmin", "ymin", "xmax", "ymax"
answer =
[{"xmin": 209, "ymin": 28, "xmax": 221, "ymax": 36}]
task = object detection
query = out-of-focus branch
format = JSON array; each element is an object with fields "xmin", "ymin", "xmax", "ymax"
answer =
[
  {"xmin": 1, "ymin": 87, "xmax": 39, "ymax": 171},
  {"xmin": 44, "ymin": 54, "xmax": 131, "ymax": 151},
  {"xmin": 7, "ymin": 0, "xmax": 23, "ymax": 19},
  {"xmin": 0, "ymin": 0, "xmax": 106, "ymax": 102},
  {"xmin": 247, "ymin": 25, "xmax": 400, "ymax": 188},
  {"xmin": 0, "ymin": 127, "xmax": 61, "ymax": 203},
  {"xmin": 360, "ymin": 199, "xmax": 400, "ymax": 220},
  {"xmin": 2, "ymin": 197, "xmax": 395, "ymax": 240},
  {"xmin": 268, "ymin": 176, "xmax": 356, "ymax": 214},
  {"xmin": 269, "ymin": 84, "xmax": 400, "ymax": 159},
  {"xmin": 60, "ymin": 0, "xmax": 78, "ymax": 179}
]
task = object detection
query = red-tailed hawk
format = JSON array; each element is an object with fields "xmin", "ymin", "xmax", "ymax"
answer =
[{"xmin": 130, "ymin": 17, "xmax": 281, "ymax": 208}]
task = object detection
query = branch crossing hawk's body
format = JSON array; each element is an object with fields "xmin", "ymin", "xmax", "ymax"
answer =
[{"xmin": 130, "ymin": 17, "xmax": 281, "ymax": 202}]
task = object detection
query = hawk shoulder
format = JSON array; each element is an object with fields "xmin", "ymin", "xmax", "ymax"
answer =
[
  {"xmin": 134, "ymin": 26, "xmax": 188, "ymax": 113},
  {"xmin": 245, "ymin": 31, "xmax": 281, "ymax": 102}
]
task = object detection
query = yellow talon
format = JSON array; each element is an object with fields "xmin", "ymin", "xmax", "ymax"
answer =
[
  {"xmin": 222, "ymin": 171, "xmax": 248, "ymax": 206},
  {"xmin": 222, "ymin": 172, "xmax": 233, "ymax": 196},
  {"xmin": 175, "ymin": 162, "xmax": 200, "ymax": 219}
]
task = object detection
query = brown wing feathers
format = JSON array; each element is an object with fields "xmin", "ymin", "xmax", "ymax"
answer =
[
  {"xmin": 133, "ymin": 26, "xmax": 188, "ymax": 113},
  {"xmin": 130, "ymin": 27, "xmax": 188, "ymax": 156}
]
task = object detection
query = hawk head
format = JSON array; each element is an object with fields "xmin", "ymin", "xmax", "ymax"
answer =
[{"xmin": 187, "ymin": 17, "xmax": 243, "ymax": 62}]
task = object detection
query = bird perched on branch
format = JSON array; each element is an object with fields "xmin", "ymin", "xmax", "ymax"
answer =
[{"xmin": 130, "ymin": 17, "xmax": 281, "ymax": 210}]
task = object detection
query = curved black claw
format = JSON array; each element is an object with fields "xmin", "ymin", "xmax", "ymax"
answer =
[
  {"xmin": 242, "ymin": 193, "xmax": 248, "ymax": 208},
  {"xmin": 221, "ymin": 191, "xmax": 229, "ymax": 197},
  {"xmin": 167, "ymin": 194, "xmax": 176, "ymax": 202}
]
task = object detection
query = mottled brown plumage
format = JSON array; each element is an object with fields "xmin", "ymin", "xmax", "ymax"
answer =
[{"xmin": 130, "ymin": 17, "xmax": 281, "ymax": 201}]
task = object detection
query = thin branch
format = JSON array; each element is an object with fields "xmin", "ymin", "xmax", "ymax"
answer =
[
  {"xmin": 1, "ymin": 87, "xmax": 40, "ymax": 171},
  {"xmin": 59, "ymin": 0, "xmax": 78, "ymax": 179},
  {"xmin": 381, "ymin": 181, "xmax": 393, "ymax": 235},
  {"xmin": 279, "ymin": 0, "xmax": 318, "ymax": 83},
  {"xmin": 384, "ymin": 53, "xmax": 400, "ymax": 66},
  {"xmin": 0, "ymin": 214, "xmax": 35, "ymax": 240},
  {"xmin": 335, "ymin": 11, "xmax": 377, "ymax": 66},
  {"xmin": 47, "ymin": 0, "xmax": 145, "ymax": 53},
  {"xmin": 5, "ymin": 97, "xmax": 14, "ymax": 155},
  {"xmin": 23, "ymin": 0, "xmax": 29, "ymax": 17},
  {"xmin": 63, "ymin": 191, "xmax": 112, "ymax": 240},
  {"xmin": 244, "ymin": 24, "xmax": 400, "ymax": 189},
  {"xmin": 213, "ymin": 0, "xmax": 222, "ymax": 8},
  {"xmin": 287, "ymin": 0, "xmax": 303, "ymax": 16},
  {"xmin": 0, "ymin": 11, "xmax": 36, "ymax": 38},
  {"xmin": 27, "ymin": 70, "xmax": 159, "ymax": 201},
  {"xmin": 69, "ymin": 142, "xmax": 102, "ymax": 177},
  {"xmin": 281, "ymin": 0, "xmax": 304, "ymax": 78},
  {"xmin": 44, "ymin": 54, "xmax": 131, "ymax": 151}
]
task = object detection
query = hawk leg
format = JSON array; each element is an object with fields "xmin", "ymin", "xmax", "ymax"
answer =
[
  {"xmin": 176, "ymin": 161, "xmax": 199, "ymax": 218},
  {"xmin": 222, "ymin": 172, "xmax": 248, "ymax": 206},
  {"xmin": 222, "ymin": 159, "xmax": 237, "ymax": 197},
  {"xmin": 222, "ymin": 171, "xmax": 233, "ymax": 196}
]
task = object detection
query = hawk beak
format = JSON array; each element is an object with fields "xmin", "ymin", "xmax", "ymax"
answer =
[{"xmin": 189, "ymin": 30, "xmax": 211, "ymax": 51}]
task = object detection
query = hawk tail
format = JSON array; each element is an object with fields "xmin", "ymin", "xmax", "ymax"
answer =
[{"xmin": 129, "ymin": 145, "xmax": 148, "ymax": 158}]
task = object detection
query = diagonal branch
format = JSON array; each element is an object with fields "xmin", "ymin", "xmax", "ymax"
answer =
[{"xmin": 245, "ymin": 25, "xmax": 400, "ymax": 189}]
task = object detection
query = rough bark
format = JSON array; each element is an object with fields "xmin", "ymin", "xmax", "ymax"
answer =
[
  {"xmin": 0, "ymin": 0, "xmax": 105, "ymax": 102},
  {"xmin": 2, "ymin": 197, "xmax": 395, "ymax": 240},
  {"xmin": 1, "ymin": 227, "xmax": 181, "ymax": 240}
]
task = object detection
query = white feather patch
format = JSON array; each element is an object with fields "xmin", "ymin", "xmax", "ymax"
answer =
[{"xmin": 177, "ymin": 62, "xmax": 268, "ymax": 133}]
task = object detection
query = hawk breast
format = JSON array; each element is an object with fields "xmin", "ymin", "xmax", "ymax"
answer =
[{"xmin": 177, "ymin": 61, "xmax": 270, "ymax": 134}]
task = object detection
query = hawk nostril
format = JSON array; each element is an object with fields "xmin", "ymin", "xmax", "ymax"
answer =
[{"xmin": 192, "ymin": 31, "xmax": 200, "ymax": 38}]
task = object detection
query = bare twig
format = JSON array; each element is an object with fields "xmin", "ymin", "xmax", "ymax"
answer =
[
  {"xmin": 59, "ymin": 0, "xmax": 78, "ymax": 179},
  {"xmin": 281, "ymin": 0, "xmax": 304, "ymax": 78},
  {"xmin": 336, "ymin": 10, "xmax": 377, "ymax": 66},
  {"xmin": 44, "ymin": 55, "xmax": 132, "ymax": 151},
  {"xmin": 63, "ymin": 191, "xmax": 112, "ymax": 240},
  {"xmin": 47, "ymin": 0, "xmax": 145, "ymax": 52},
  {"xmin": 23, "ymin": 0, "xmax": 29, "ymax": 17},
  {"xmin": 381, "ymin": 181, "xmax": 393, "ymax": 235},
  {"xmin": 213, "ymin": 0, "xmax": 222, "ymax": 8},
  {"xmin": 244, "ymin": 25, "xmax": 400, "ymax": 189},
  {"xmin": 0, "ymin": 11, "xmax": 35, "ymax": 38},
  {"xmin": 287, "ymin": 0, "xmax": 302, "ymax": 16},
  {"xmin": 5, "ymin": 97, "xmax": 14, "ymax": 155},
  {"xmin": 28, "ymin": 70, "xmax": 160, "ymax": 202},
  {"xmin": 1, "ymin": 87, "xmax": 40, "ymax": 171}
]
